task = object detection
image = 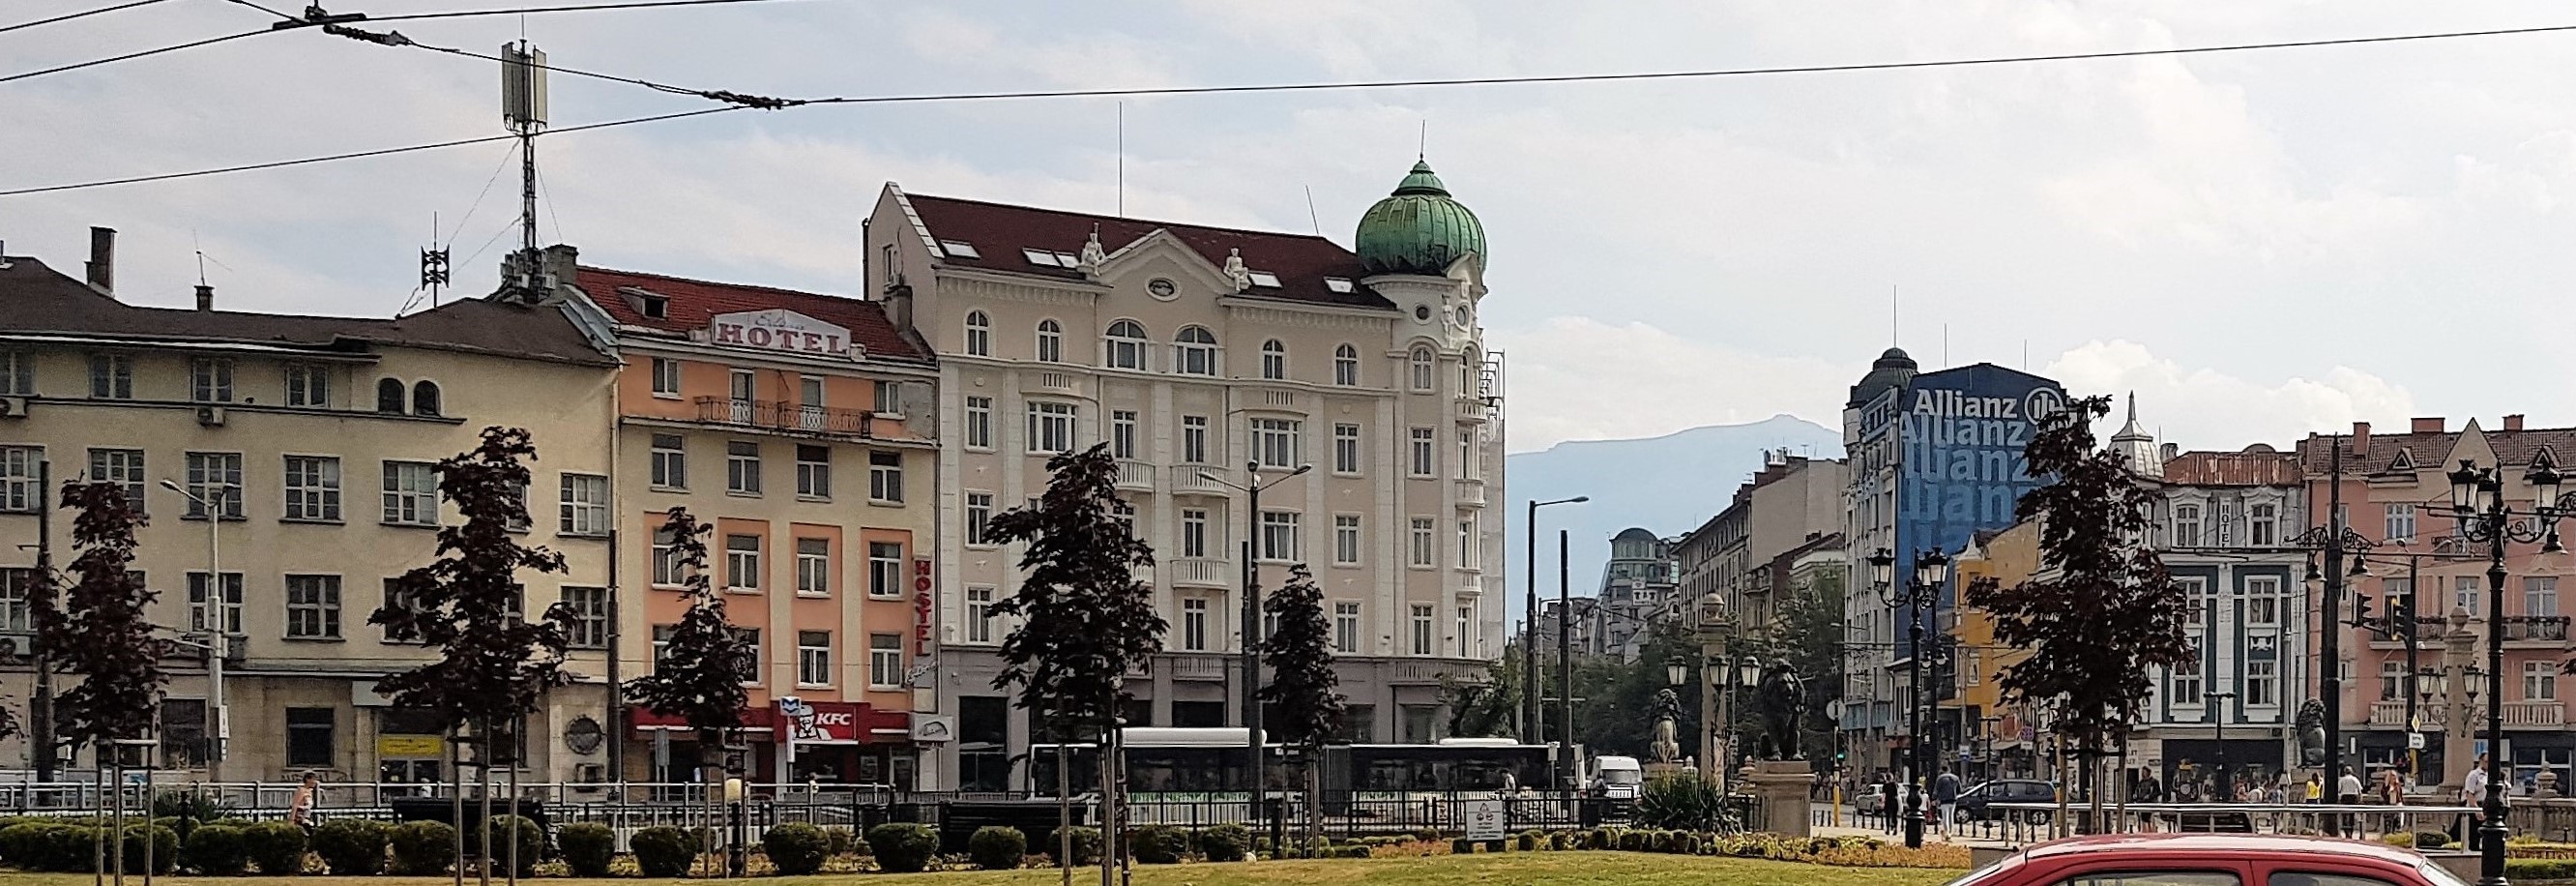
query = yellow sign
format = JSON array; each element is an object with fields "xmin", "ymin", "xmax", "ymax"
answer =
[{"xmin": 378, "ymin": 736, "xmax": 445, "ymax": 757}]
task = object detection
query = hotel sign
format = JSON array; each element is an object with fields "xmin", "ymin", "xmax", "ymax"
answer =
[{"xmin": 708, "ymin": 309, "xmax": 856, "ymax": 358}]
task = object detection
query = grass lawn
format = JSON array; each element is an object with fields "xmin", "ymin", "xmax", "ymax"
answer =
[{"xmin": 0, "ymin": 853, "xmax": 1963, "ymax": 886}]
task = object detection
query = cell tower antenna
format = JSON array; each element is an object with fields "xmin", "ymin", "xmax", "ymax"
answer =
[
  {"xmin": 420, "ymin": 211, "xmax": 451, "ymax": 308},
  {"xmin": 502, "ymin": 39, "xmax": 549, "ymax": 301}
]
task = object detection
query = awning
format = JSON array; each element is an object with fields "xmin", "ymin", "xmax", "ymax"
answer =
[{"xmin": 629, "ymin": 701, "xmax": 911, "ymax": 744}]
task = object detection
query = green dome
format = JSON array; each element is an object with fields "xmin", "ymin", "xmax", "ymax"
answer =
[{"xmin": 1354, "ymin": 160, "xmax": 1486, "ymax": 276}]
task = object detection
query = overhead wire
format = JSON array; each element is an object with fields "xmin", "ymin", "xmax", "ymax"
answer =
[
  {"xmin": 15, "ymin": 20, "xmax": 2576, "ymax": 195},
  {"xmin": 362, "ymin": 0, "xmax": 828, "ymax": 23},
  {"xmin": 0, "ymin": 28, "xmax": 268, "ymax": 84},
  {"xmin": 0, "ymin": 0, "xmax": 174, "ymax": 35}
]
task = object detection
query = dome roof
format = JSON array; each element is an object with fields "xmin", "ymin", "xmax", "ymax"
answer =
[
  {"xmin": 1848, "ymin": 346, "xmax": 1918, "ymax": 407},
  {"xmin": 1354, "ymin": 160, "xmax": 1486, "ymax": 276},
  {"xmin": 1612, "ymin": 527, "xmax": 1660, "ymax": 543}
]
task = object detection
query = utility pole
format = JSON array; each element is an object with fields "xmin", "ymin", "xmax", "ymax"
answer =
[
  {"xmin": 29, "ymin": 458, "xmax": 51, "ymax": 783},
  {"xmin": 2322, "ymin": 436, "xmax": 2345, "ymax": 796}
]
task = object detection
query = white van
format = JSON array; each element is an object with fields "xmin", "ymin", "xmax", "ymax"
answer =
[{"xmin": 1591, "ymin": 755, "xmax": 1645, "ymax": 799}]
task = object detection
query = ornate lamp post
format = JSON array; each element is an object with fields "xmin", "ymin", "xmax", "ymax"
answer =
[
  {"xmin": 2444, "ymin": 457, "xmax": 2574, "ymax": 886},
  {"xmin": 1868, "ymin": 546, "xmax": 1949, "ymax": 850}
]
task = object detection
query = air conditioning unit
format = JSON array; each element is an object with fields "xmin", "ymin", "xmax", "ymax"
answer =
[
  {"xmin": 195, "ymin": 405, "xmax": 225, "ymax": 427},
  {"xmin": 0, "ymin": 397, "xmax": 25, "ymax": 418},
  {"xmin": 221, "ymin": 635, "xmax": 247, "ymax": 663},
  {"xmin": 573, "ymin": 762, "xmax": 606, "ymax": 783}
]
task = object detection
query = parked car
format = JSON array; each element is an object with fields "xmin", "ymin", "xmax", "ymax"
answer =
[
  {"xmin": 1947, "ymin": 833, "xmax": 2469, "ymax": 886},
  {"xmin": 1958, "ymin": 779, "xmax": 2058, "ymax": 821}
]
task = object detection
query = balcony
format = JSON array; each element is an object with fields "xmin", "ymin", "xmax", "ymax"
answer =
[
  {"xmin": 692, "ymin": 397, "xmax": 873, "ymax": 438},
  {"xmin": 1116, "ymin": 459, "xmax": 1156, "ymax": 491},
  {"xmin": 2370, "ymin": 700, "xmax": 2446, "ymax": 728},
  {"xmin": 2507, "ymin": 700, "xmax": 2565, "ymax": 727},
  {"xmin": 1165, "ymin": 656, "xmax": 1226, "ymax": 682},
  {"xmin": 1453, "ymin": 478, "xmax": 1485, "ymax": 507},
  {"xmin": 2503, "ymin": 615, "xmax": 2570, "ymax": 643},
  {"xmin": 1166, "ymin": 557, "xmax": 1234, "ymax": 588},
  {"xmin": 1170, "ymin": 469, "xmax": 1231, "ymax": 497},
  {"xmin": 2367, "ymin": 620, "xmax": 2449, "ymax": 648}
]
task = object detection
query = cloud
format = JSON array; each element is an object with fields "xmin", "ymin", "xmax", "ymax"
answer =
[{"xmin": 2041, "ymin": 339, "xmax": 2416, "ymax": 451}]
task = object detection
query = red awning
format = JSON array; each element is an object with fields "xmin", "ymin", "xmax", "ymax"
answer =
[{"xmin": 629, "ymin": 701, "xmax": 910, "ymax": 744}]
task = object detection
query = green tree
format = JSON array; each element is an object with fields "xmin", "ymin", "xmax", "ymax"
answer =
[
  {"xmin": 624, "ymin": 508, "xmax": 753, "ymax": 761},
  {"xmin": 1439, "ymin": 657, "xmax": 1524, "ymax": 739},
  {"xmin": 1258, "ymin": 563, "xmax": 1341, "ymax": 851},
  {"xmin": 1754, "ymin": 572, "xmax": 1847, "ymax": 759},
  {"xmin": 36, "ymin": 481, "xmax": 152, "ymax": 753}
]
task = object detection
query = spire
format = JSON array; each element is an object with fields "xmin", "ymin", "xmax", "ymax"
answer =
[{"xmin": 2113, "ymin": 391, "xmax": 2152, "ymax": 442}]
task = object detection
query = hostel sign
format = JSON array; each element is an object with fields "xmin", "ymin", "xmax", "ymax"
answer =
[{"xmin": 708, "ymin": 309, "xmax": 855, "ymax": 358}]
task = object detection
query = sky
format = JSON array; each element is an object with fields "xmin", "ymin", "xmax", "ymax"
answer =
[{"xmin": 13, "ymin": 1, "xmax": 2576, "ymax": 456}]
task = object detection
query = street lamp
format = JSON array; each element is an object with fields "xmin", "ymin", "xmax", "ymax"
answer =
[
  {"xmin": 1870, "ymin": 546, "xmax": 1948, "ymax": 849},
  {"xmin": 158, "ymin": 479, "xmax": 228, "ymax": 785},
  {"xmin": 2444, "ymin": 457, "xmax": 2574, "ymax": 886},
  {"xmin": 2202, "ymin": 690, "xmax": 2238, "ymax": 800},
  {"xmin": 1194, "ymin": 459, "xmax": 1310, "ymax": 834},
  {"xmin": 1525, "ymin": 496, "xmax": 1588, "ymax": 744}
]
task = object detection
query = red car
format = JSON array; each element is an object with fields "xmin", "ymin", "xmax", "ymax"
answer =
[{"xmin": 1951, "ymin": 834, "xmax": 2469, "ymax": 886}]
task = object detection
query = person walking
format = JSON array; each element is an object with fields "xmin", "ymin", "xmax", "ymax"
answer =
[
  {"xmin": 1933, "ymin": 768, "xmax": 1962, "ymax": 835},
  {"xmin": 1880, "ymin": 775, "xmax": 1899, "ymax": 834},
  {"xmin": 2460, "ymin": 753, "xmax": 2491, "ymax": 849},
  {"xmin": 288, "ymin": 772, "xmax": 320, "ymax": 835}
]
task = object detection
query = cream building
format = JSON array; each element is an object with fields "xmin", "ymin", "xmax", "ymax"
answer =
[
  {"xmin": 0, "ymin": 231, "xmax": 621, "ymax": 787},
  {"xmin": 862, "ymin": 162, "xmax": 1508, "ymax": 790}
]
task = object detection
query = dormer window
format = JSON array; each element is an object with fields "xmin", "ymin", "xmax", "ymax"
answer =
[{"xmin": 642, "ymin": 295, "xmax": 668, "ymax": 319}]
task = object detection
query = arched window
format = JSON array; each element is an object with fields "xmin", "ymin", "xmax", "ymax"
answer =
[
  {"xmin": 1460, "ymin": 346, "xmax": 1479, "ymax": 396},
  {"xmin": 375, "ymin": 378, "xmax": 405, "ymax": 413},
  {"xmin": 1104, "ymin": 319, "xmax": 1148, "ymax": 370},
  {"xmin": 1175, "ymin": 326, "xmax": 1217, "ymax": 376},
  {"xmin": 964, "ymin": 310, "xmax": 990, "ymax": 357},
  {"xmin": 412, "ymin": 381, "xmax": 443, "ymax": 417},
  {"xmin": 1036, "ymin": 319, "xmax": 1062, "ymax": 363},
  {"xmin": 1333, "ymin": 344, "xmax": 1360, "ymax": 386},
  {"xmin": 1260, "ymin": 340, "xmax": 1287, "ymax": 380},
  {"xmin": 1409, "ymin": 346, "xmax": 1435, "ymax": 392}
]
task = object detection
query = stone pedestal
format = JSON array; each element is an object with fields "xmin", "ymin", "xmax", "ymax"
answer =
[{"xmin": 1741, "ymin": 759, "xmax": 1815, "ymax": 837}]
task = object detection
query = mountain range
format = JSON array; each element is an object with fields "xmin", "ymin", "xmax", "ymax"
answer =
[{"xmin": 1499, "ymin": 414, "xmax": 1847, "ymax": 630}]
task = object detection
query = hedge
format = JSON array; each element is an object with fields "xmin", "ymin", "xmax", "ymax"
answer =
[
  {"xmin": 389, "ymin": 820, "xmax": 456, "ymax": 876},
  {"xmin": 968, "ymin": 825, "xmax": 1027, "ymax": 871},
  {"xmin": 312, "ymin": 819, "xmax": 390, "ymax": 875},
  {"xmin": 629, "ymin": 826, "xmax": 699, "ymax": 878},
  {"xmin": 866, "ymin": 823, "xmax": 940, "ymax": 873}
]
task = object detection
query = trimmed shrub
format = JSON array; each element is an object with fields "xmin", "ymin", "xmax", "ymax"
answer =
[
  {"xmin": 312, "ymin": 818, "xmax": 390, "ymax": 875},
  {"xmin": 183, "ymin": 822, "xmax": 249, "ymax": 875},
  {"xmin": 2508, "ymin": 859, "xmax": 2576, "ymax": 880},
  {"xmin": 0, "ymin": 819, "xmax": 58, "ymax": 870},
  {"xmin": 968, "ymin": 825, "xmax": 1027, "ymax": 871},
  {"xmin": 388, "ymin": 820, "xmax": 456, "ymax": 876},
  {"xmin": 1619, "ymin": 829, "xmax": 1647, "ymax": 851},
  {"xmin": 2419, "ymin": 832, "xmax": 2456, "ymax": 849},
  {"xmin": 243, "ymin": 820, "xmax": 307, "ymax": 875},
  {"xmin": 1586, "ymin": 827, "xmax": 1614, "ymax": 850},
  {"xmin": 1051, "ymin": 825, "xmax": 1102, "ymax": 867},
  {"xmin": 117, "ymin": 824, "xmax": 179, "ymax": 874},
  {"xmin": 1516, "ymin": 831, "xmax": 1540, "ymax": 852},
  {"xmin": 763, "ymin": 822, "xmax": 831, "ymax": 876},
  {"xmin": 39, "ymin": 824, "xmax": 96, "ymax": 872},
  {"xmin": 823, "ymin": 825, "xmax": 857, "ymax": 857},
  {"xmin": 1195, "ymin": 822, "xmax": 1250, "ymax": 862},
  {"xmin": 461, "ymin": 814, "xmax": 542, "ymax": 877},
  {"xmin": 629, "ymin": 826, "xmax": 698, "ymax": 878},
  {"xmin": 1129, "ymin": 825, "xmax": 1188, "ymax": 864},
  {"xmin": 866, "ymin": 822, "xmax": 940, "ymax": 873},
  {"xmin": 557, "ymin": 823, "xmax": 614, "ymax": 878}
]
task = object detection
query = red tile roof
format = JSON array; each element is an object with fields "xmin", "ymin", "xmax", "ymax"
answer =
[
  {"xmin": 901, "ymin": 192, "xmax": 1399, "ymax": 310},
  {"xmin": 2162, "ymin": 446, "xmax": 2303, "ymax": 487},
  {"xmin": 2297, "ymin": 427, "xmax": 2576, "ymax": 475},
  {"xmin": 574, "ymin": 266, "xmax": 928, "ymax": 362}
]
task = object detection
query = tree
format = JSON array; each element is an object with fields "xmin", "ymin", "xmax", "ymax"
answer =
[
  {"xmin": 369, "ymin": 427, "xmax": 576, "ymax": 886},
  {"xmin": 623, "ymin": 508, "xmax": 753, "ymax": 756},
  {"xmin": 1258, "ymin": 564, "xmax": 1342, "ymax": 851},
  {"xmin": 1440, "ymin": 658, "xmax": 1523, "ymax": 739},
  {"xmin": 983, "ymin": 444, "xmax": 1162, "ymax": 886},
  {"xmin": 1755, "ymin": 574, "xmax": 1847, "ymax": 761},
  {"xmin": 35, "ymin": 481, "xmax": 152, "ymax": 755},
  {"xmin": 1963, "ymin": 395, "xmax": 2189, "ymax": 824}
]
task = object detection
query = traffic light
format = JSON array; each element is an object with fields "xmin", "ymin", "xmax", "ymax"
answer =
[
  {"xmin": 2353, "ymin": 595, "xmax": 2375, "ymax": 629},
  {"xmin": 2394, "ymin": 593, "xmax": 2417, "ymax": 629}
]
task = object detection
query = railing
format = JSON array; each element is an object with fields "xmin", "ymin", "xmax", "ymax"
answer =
[
  {"xmin": 1116, "ymin": 459, "xmax": 1156, "ymax": 490},
  {"xmin": 1170, "ymin": 470, "xmax": 1231, "ymax": 496},
  {"xmin": 2506, "ymin": 700, "xmax": 2565, "ymax": 727},
  {"xmin": 1454, "ymin": 478, "xmax": 1485, "ymax": 506},
  {"xmin": 1978, "ymin": 801, "xmax": 2482, "ymax": 847},
  {"xmin": 2505, "ymin": 615, "xmax": 2570, "ymax": 641},
  {"xmin": 1038, "ymin": 372, "xmax": 1078, "ymax": 391},
  {"xmin": 1164, "ymin": 656, "xmax": 1226, "ymax": 681},
  {"xmin": 692, "ymin": 397, "xmax": 873, "ymax": 438},
  {"xmin": 1166, "ymin": 557, "xmax": 1234, "ymax": 587},
  {"xmin": 2370, "ymin": 700, "xmax": 2448, "ymax": 727},
  {"xmin": 2368, "ymin": 620, "xmax": 2449, "ymax": 644}
]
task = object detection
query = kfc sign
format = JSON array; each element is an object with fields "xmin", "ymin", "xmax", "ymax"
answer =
[{"xmin": 708, "ymin": 310, "xmax": 855, "ymax": 358}]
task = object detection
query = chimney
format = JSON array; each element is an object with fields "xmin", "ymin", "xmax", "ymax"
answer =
[
  {"xmin": 2411, "ymin": 417, "xmax": 2444, "ymax": 433},
  {"xmin": 498, "ymin": 244, "xmax": 580, "ymax": 304},
  {"xmin": 193, "ymin": 283, "xmax": 214, "ymax": 311},
  {"xmin": 83, "ymin": 226, "xmax": 116, "ymax": 293},
  {"xmin": 2504, "ymin": 414, "xmax": 2527, "ymax": 432},
  {"xmin": 882, "ymin": 279, "xmax": 915, "ymax": 335},
  {"xmin": 2159, "ymin": 442, "xmax": 2179, "ymax": 463},
  {"xmin": 2351, "ymin": 422, "xmax": 2370, "ymax": 456}
]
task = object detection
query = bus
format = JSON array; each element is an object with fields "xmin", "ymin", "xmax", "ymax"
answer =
[
  {"xmin": 1030, "ymin": 730, "xmax": 1560, "ymax": 829},
  {"xmin": 1324, "ymin": 738, "xmax": 1554, "ymax": 806},
  {"xmin": 1028, "ymin": 727, "xmax": 1283, "ymax": 801}
]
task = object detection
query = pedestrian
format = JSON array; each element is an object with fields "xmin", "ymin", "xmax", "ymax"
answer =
[
  {"xmin": 2305, "ymin": 772, "xmax": 2324, "ymax": 804},
  {"xmin": 289, "ymin": 771, "xmax": 320, "ymax": 835},
  {"xmin": 2459, "ymin": 753, "xmax": 2491, "ymax": 849},
  {"xmin": 2134, "ymin": 772, "xmax": 2163, "ymax": 804},
  {"xmin": 1933, "ymin": 767, "xmax": 1961, "ymax": 834},
  {"xmin": 1880, "ymin": 776, "xmax": 1899, "ymax": 834}
]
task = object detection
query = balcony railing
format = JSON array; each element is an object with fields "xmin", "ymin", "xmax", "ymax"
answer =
[
  {"xmin": 1166, "ymin": 557, "xmax": 1234, "ymax": 588},
  {"xmin": 692, "ymin": 397, "xmax": 873, "ymax": 438},
  {"xmin": 2507, "ymin": 700, "xmax": 2565, "ymax": 727},
  {"xmin": 1164, "ymin": 656, "xmax": 1226, "ymax": 681},
  {"xmin": 2369, "ymin": 700, "xmax": 2446, "ymax": 728},
  {"xmin": 2504, "ymin": 615, "xmax": 2571, "ymax": 642},
  {"xmin": 2368, "ymin": 620, "xmax": 2449, "ymax": 645},
  {"xmin": 1454, "ymin": 478, "xmax": 1485, "ymax": 506},
  {"xmin": 1116, "ymin": 459, "xmax": 1156, "ymax": 490},
  {"xmin": 1170, "ymin": 469, "xmax": 1231, "ymax": 496}
]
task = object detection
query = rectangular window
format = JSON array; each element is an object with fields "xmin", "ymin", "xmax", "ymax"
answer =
[
  {"xmin": 1250, "ymin": 418, "xmax": 1301, "ymax": 469},
  {"xmin": 0, "ymin": 350, "xmax": 28, "ymax": 396},
  {"xmin": 651, "ymin": 527, "xmax": 682, "ymax": 587},
  {"xmin": 1334, "ymin": 602, "xmax": 1361, "ymax": 654},
  {"xmin": 284, "ymin": 364, "xmax": 330, "ymax": 407},
  {"xmin": 2249, "ymin": 503, "xmax": 2278, "ymax": 546},
  {"xmin": 966, "ymin": 492, "xmax": 995, "ymax": 546},
  {"xmin": 1028, "ymin": 401, "xmax": 1077, "ymax": 454},
  {"xmin": 1411, "ymin": 518, "xmax": 1435, "ymax": 567},
  {"xmin": 795, "ymin": 445, "xmax": 831, "ymax": 499},
  {"xmin": 88, "ymin": 354, "xmax": 132, "ymax": 399},
  {"xmin": 285, "ymin": 708, "xmax": 334, "ymax": 767},
  {"xmin": 0, "ymin": 447, "xmax": 40, "ymax": 514},
  {"xmin": 284, "ymin": 575, "xmax": 341, "ymax": 639},
  {"xmin": 380, "ymin": 460, "xmax": 436, "ymax": 525},
  {"xmin": 1410, "ymin": 605, "xmax": 1434, "ymax": 656},
  {"xmin": 2382, "ymin": 661, "xmax": 2407, "ymax": 701},
  {"xmin": 868, "ymin": 542, "xmax": 904, "ymax": 598},
  {"xmin": 726, "ymin": 441, "xmax": 762, "ymax": 494},
  {"xmin": 874, "ymin": 379, "xmax": 900, "ymax": 414},
  {"xmin": 561, "ymin": 586, "xmax": 608, "ymax": 649},
  {"xmin": 1457, "ymin": 515, "xmax": 1478, "ymax": 568},
  {"xmin": 964, "ymin": 396, "xmax": 993, "ymax": 449},
  {"xmin": 650, "ymin": 357, "xmax": 682, "ymax": 397},
  {"xmin": 1333, "ymin": 424, "xmax": 1361, "ymax": 474},
  {"xmin": 1111, "ymin": 410, "xmax": 1137, "ymax": 459},
  {"xmin": 1456, "ymin": 605, "xmax": 1473, "ymax": 658},
  {"xmin": 966, "ymin": 585, "xmax": 998, "ymax": 644},
  {"xmin": 732, "ymin": 627, "xmax": 761, "ymax": 682},
  {"xmin": 1409, "ymin": 428, "xmax": 1435, "ymax": 477},
  {"xmin": 557, "ymin": 473, "xmax": 609, "ymax": 535},
  {"xmin": 798, "ymin": 631, "xmax": 833, "ymax": 687},
  {"xmin": 796, "ymin": 538, "xmax": 831, "ymax": 597},
  {"xmin": 2169, "ymin": 638, "xmax": 2202, "ymax": 703},
  {"xmin": 1333, "ymin": 515, "xmax": 1361, "ymax": 565},
  {"xmin": 2244, "ymin": 660, "xmax": 2276, "ymax": 706},
  {"xmin": 2180, "ymin": 576, "xmax": 2206, "ymax": 627},
  {"xmin": 2530, "ymin": 576, "xmax": 2561, "ymax": 617},
  {"xmin": 868, "ymin": 451, "xmax": 903, "ymax": 503},
  {"xmin": 87, "ymin": 449, "xmax": 145, "ymax": 514},
  {"xmin": 724, "ymin": 534, "xmax": 762, "ymax": 591},
  {"xmin": 0, "ymin": 569, "xmax": 31, "ymax": 633},
  {"xmin": 1457, "ymin": 430, "xmax": 1474, "ymax": 480},
  {"xmin": 649, "ymin": 433, "xmax": 687, "ymax": 488},
  {"xmin": 2172, "ymin": 505, "xmax": 2201, "ymax": 548},
  {"xmin": 1259, "ymin": 511, "xmax": 1300, "ymax": 562},
  {"xmin": 2246, "ymin": 576, "xmax": 2280, "ymax": 625},
  {"xmin": 2527, "ymin": 661, "xmax": 2559, "ymax": 701},
  {"xmin": 1177, "ymin": 508, "xmax": 1208, "ymax": 558},
  {"xmin": 868, "ymin": 633, "xmax": 904, "ymax": 689},
  {"xmin": 2458, "ymin": 576, "xmax": 2484, "ymax": 616},
  {"xmin": 186, "ymin": 452, "xmax": 246, "ymax": 519},
  {"xmin": 189, "ymin": 572, "xmax": 244, "ymax": 635},
  {"xmin": 1182, "ymin": 598, "xmax": 1210, "ymax": 652},
  {"xmin": 282, "ymin": 456, "xmax": 341, "ymax": 522},
  {"xmin": 1182, "ymin": 415, "xmax": 1209, "ymax": 464},
  {"xmin": 2386, "ymin": 503, "xmax": 2416, "ymax": 542},
  {"xmin": 190, "ymin": 358, "xmax": 234, "ymax": 403}
]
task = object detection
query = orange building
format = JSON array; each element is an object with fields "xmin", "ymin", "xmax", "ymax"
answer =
[
  {"xmin": 542, "ymin": 251, "xmax": 943, "ymax": 786},
  {"xmin": 1947, "ymin": 520, "xmax": 2040, "ymax": 780}
]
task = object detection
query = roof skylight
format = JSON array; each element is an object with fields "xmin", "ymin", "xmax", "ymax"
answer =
[
  {"xmin": 1322, "ymin": 278, "xmax": 1354, "ymax": 293},
  {"xmin": 1023, "ymin": 248, "xmax": 1060, "ymax": 267},
  {"xmin": 1246, "ymin": 271, "xmax": 1283, "ymax": 288},
  {"xmin": 940, "ymin": 240, "xmax": 981, "ymax": 259}
]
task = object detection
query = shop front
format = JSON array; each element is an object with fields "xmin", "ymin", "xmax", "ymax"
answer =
[
  {"xmin": 632, "ymin": 699, "xmax": 914, "ymax": 787},
  {"xmin": 2161, "ymin": 738, "xmax": 2286, "ymax": 801}
]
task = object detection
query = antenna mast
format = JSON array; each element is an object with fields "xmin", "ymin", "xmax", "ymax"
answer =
[{"xmin": 502, "ymin": 40, "xmax": 548, "ymax": 300}]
